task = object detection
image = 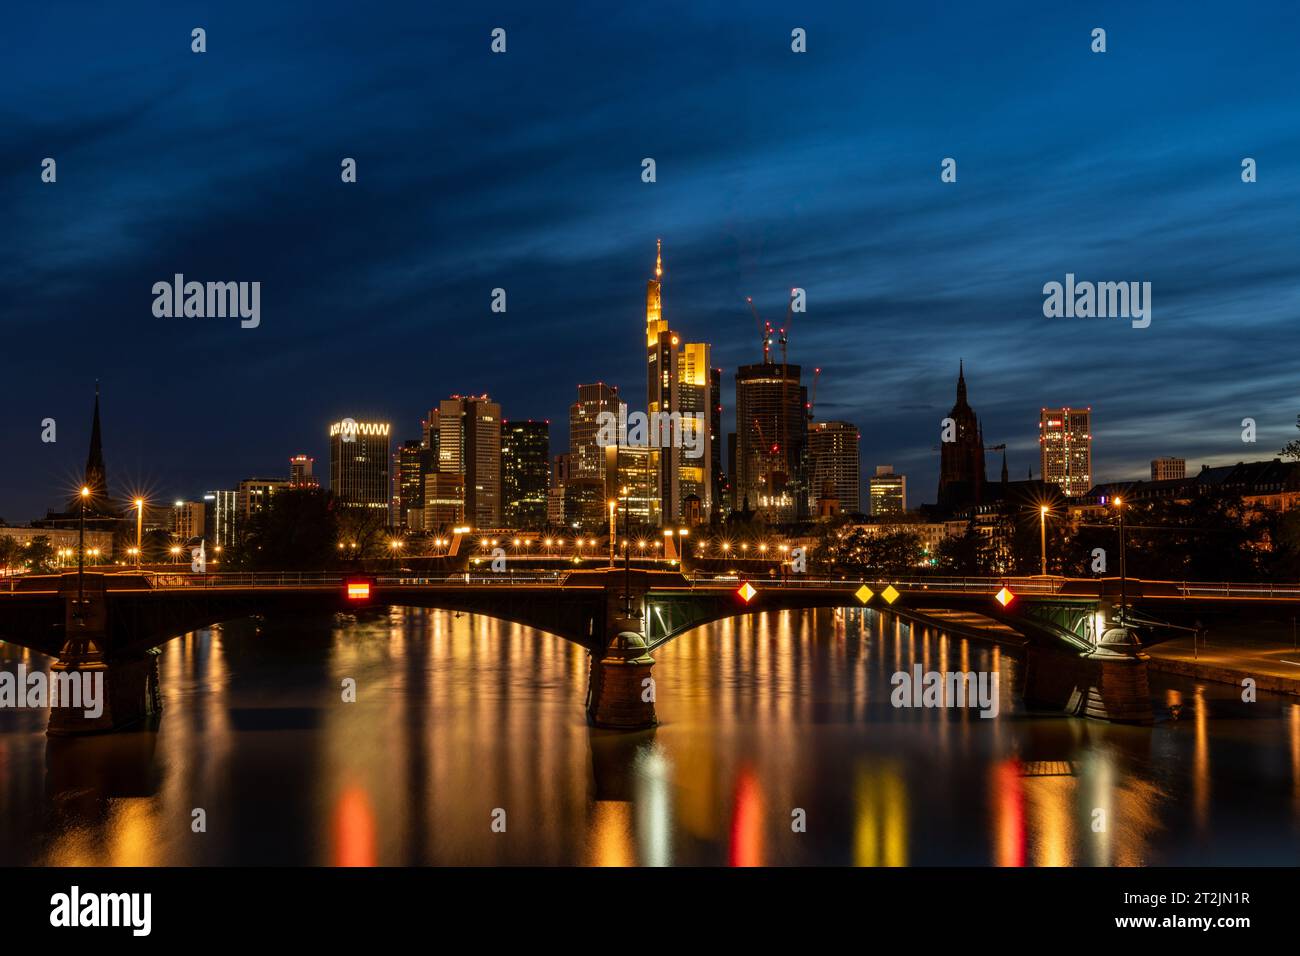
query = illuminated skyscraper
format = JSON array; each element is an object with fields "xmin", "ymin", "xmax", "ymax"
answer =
[
  {"xmin": 809, "ymin": 421, "xmax": 861, "ymax": 516},
  {"xmin": 734, "ymin": 361, "xmax": 807, "ymax": 522},
  {"xmin": 203, "ymin": 490, "xmax": 239, "ymax": 549},
  {"xmin": 869, "ymin": 466, "xmax": 907, "ymax": 517},
  {"xmin": 329, "ymin": 419, "xmax": 391, "ymax": 514},
  {"xmin": 569, "ymin": 383, "xmax": 619, "ymax": 481},
  {"xmin": 1039, "ymin": 407, "xmax": 1092, "ymax": 497},
  {"xmin": 677, "ymin": 342, "xmax": 713, "ymax": 517},
  {"xmin": 502, "ymin": 420, "xmax": 550, "ymax": 529},
  {"xmin": 395, "ymin": 440, "xmax": 425, "ymax": 530},
  {"xmin": 646, "ymin": 239, "xmax": 679, "ymax": 523},
  {"xmin": 709, "ymin": 367, "xmax": 724, "ymax": 518},
  {"xmin": 289, "ymin": 454, "xmax": 318, "ymax": 489},
  {"xmin": 431, "ymin": 396, "xmax": 501, "ymax": 528}
]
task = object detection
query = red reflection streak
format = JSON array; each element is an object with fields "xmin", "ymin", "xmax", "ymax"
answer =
[
  {"xmin": 335, "ymin": 787, "xmax": 377, "ymax": 867},
  {"xmin": 729, "ymin": 767, "xmax": 764, "ymax": 867},
  {"xmin": 995, "ymin": 759, "xmax": 1025, "ymax": 867}
]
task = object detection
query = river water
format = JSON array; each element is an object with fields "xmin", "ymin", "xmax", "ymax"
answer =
[{"xmin": 1, "ymin": 606, "xmax": 1297, "ymax": 865}]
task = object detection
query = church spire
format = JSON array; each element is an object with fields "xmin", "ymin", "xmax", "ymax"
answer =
[
  {"xmin": 956, "ymin": 359, "xmax": 967, "ymax": 404},
  {"xmin": 75, "ymin": 383, "xmax": 109, "ymax": 510}
]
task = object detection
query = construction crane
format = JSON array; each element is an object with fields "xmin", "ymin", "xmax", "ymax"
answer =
[
  {"xmin": 806, "ymin": 367, "xmax": 821, "ymax": 422},
  {"xmin": 744, "ymin": 297, "xmax": 773, "ymax": 364}
]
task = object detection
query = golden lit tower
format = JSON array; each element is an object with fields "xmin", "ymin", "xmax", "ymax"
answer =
[{"xmin": 645, "ymin": 239, "xmax": 679, "ymax": 523}]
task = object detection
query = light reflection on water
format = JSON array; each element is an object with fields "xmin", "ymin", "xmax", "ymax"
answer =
[{"xmin": 2, "ymin": 605, "xmax": 1299, "ymax": 866}]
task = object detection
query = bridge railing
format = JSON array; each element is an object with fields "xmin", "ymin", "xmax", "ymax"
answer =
[
  {"xmin": 684, "ymin": 574, "xmax": 1067, "ymax": 594},
  {"xmin": 137, "ymin": 570, "xmax": 571, "ymax": 588}
]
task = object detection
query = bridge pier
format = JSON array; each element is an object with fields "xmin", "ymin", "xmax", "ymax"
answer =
[
  {"xmin": 586, "ymin": 614, "xmax": 657, "ymax": 730},
  {"xmin": 47, "ymin": 574, "xmax": 162, "ymax": 736},
  {"xmin": 1023, "ymin": 614, "xmax": 1153, "ymax": 724}
]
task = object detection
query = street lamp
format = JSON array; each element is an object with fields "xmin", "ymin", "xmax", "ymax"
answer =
[
  {"xmin": 134, "ymin": 497, "xmax": 145, "ymax": 566},
  {"xmin": 1113, "ymin": 496, "xmax": 1127, "ymax": 616},
  {"xmin": 1039, "ymin": 505, "xmax": 1050, "ymax": 576},
  {"xmin": 77, "ymin": 485, "xmax": 89, "ymax": 615},
  {"xmin": 608, "ymin": 500, "xmax": 617, "ymax": 567}
]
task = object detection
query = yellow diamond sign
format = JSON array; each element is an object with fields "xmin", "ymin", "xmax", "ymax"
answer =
[
  {"xmin": 995, "ymin": 586, "xmax": 1015, "ymax": 607},
  {"xmin": 854, "ymin": 584, "xmax": 874, "ymax": 604},
  {"xmin": 881, "ymin": 585, "xmax": 900, "ymax": 605},
  {"xmin": 737, "ymin": 582, "xmax": 757, "ymax": 603}
]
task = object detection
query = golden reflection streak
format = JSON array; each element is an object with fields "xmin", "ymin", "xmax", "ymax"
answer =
[{"xmin": 853, "ymin": 763, "xmax": 908, "ymax": 866}]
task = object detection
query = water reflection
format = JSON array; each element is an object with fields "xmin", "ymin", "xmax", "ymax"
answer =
[{"xmin": 2, "ymin": 605, "xmax": 1299, "ymax": 865}]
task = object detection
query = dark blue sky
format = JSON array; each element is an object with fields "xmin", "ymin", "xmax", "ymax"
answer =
[{"xmin": 3, "ymin": 1, "xmax": 1298, "ymax": 521}]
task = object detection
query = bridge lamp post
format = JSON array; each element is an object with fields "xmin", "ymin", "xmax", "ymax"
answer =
[
  {"xmin": 76, "ymin": 485, "xmax": 89, "ymax": 621},
  {"xmin": 134, "ymin": 497, "xmax": 145, "ymax": 566},
  {"xmin": 608, "ymin": 500, "xmax": 617, "ymax": 567},
  {"xmin": 1113, "ymin": 497, "xmax": 1127, "ymax": 617},
  {"xmin": 1039, "ymin": 505, "xmax": 1050, "ymax": 576},
  {"xmin": 170, "ymin": 545, "xmax": 181, "ymax": 565}
]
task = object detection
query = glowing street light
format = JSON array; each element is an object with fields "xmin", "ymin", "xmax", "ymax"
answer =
[
  {"xmin": 134, "ymin": 497, "xmax": 145, "ymax": 566},
  {"xmin": 1040, "ymin": 505, "xmax": 1050, "ymax": 576}
]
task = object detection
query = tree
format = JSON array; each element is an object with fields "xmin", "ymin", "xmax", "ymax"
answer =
[
  {"xmin": 1283, "ymin": 414, "xmax": 1300, "ymax": 461},
  {"xmin": 228, "ymin": 489, "xmax": 340, "ymax": 570},
  {"xmin": 937, "ymin": 520, "xmax": 983, "ymax": 574},
  {"xmin": 817, "ymin": 524, "xmax": 925, "ymax": 576}
]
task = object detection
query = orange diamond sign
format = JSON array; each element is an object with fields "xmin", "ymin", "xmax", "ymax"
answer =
[
  {"xmin": 737, "ymin": 582, "xmax": 757, "ymax": 603},
  {"xmin": 881, "ymin": 585, "xmax": 900, "ymax": 605},
  {"xmin": 854, "ymin": 584, "xmax": 874, "ymax": 604},
  {"xmin": 995, "ymin": 586, "xmax": 1015, "ymax": 607}
]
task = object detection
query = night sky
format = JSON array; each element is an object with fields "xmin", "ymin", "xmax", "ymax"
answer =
[{"xmin": 2, "ymin": 1, "xmax": 1298, "ymax": 522}]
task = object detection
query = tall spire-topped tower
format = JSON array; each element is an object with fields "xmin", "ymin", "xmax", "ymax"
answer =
[
  {"xmin": 936, "ymin": 362, "xmax": 986, "ymax": 513},
  {"xmin": 644, "ymin": 239, "xmax": 678, "ymax": 523},
  {"xmin": 645, "ymin": 237, "xmax": 665, "ymax": 350},
  {"xmin": 81, "ymin": 383, "xmax": 110, "ymax": 507}
]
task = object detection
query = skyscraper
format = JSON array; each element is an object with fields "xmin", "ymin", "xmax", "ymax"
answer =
[
  {"xmin": 423, "ymin": 473, "xmax": 465, "ymax": 529},
  {"xmin": 329, "ymin": 419, "xmax": 391, "ymax": 514},
  {"xmin": 734, "ymin": 361, "xmax": 808, "ymax": 522},
  {"xmin": 431, "ymin": 396, "xmax": 501, "ymax": 528},
  {"xmin": 869, "ymin": 465, "xmax": 907, "ymax": 517},
  {"xmin": 501, "ymin": 420, "xmax": 550, "ymax": 529},
  {"xmin": 289, "ymin": 454, "xmax": 318, "ymax": 489},
  {"xmin": 395, "ymin": 440, "xmax": 425, "ymax": 530},
  {"xmin": 937, "ymin": 362, "xmax": 987, "ymax": 512},
  {"xmin": 645, "ymin": 239, "xmax": 679, "ymax": 523},
  {"xmin": 677, "ymin": 341, "xmax": 713, "ymax": 517},
  {"xmin": 203, "ymin": 490, "xmax": 239, "ymax": 549},
  {"xmin": 809, "ymin": 421, "xmax": 861, "ymax": 516},
  {"xmin": 1039, "ymin": 406, "xmax": 1093, "ymax": 497},
  {"xmin": 709, "ymin": 367, "xmax": 724, "ymax": 519},
  {"xmin": 570, "ymin": 383, "xmax": 619, "ymax": 481}
]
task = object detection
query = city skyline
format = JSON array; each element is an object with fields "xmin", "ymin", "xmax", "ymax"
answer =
[{"xmin": 3, "ymin": 2, "xmax": 1298, "ymax": 521}]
